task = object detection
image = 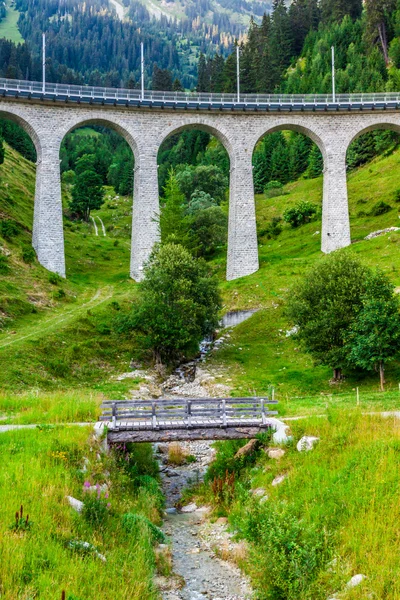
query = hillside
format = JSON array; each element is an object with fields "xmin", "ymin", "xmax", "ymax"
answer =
[{"xmin": 2, "ymin": 140, "xmax": 400, "ymax": 399}]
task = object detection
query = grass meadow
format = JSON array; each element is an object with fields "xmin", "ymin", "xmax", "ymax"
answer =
[
  {"xmin": 195, "ymin": 410, "xmax": 400, "ymax": 599},
  {"xmin": 0, "ymin": 426, "xmax": 163, "ymax": 599}
]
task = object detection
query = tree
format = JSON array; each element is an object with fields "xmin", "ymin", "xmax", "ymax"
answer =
[
  {"xmin": 286, "ymin": 253, "xmax": 368, "ymax": 380},
  {"xmin": 176, "ymin": 164, "xmax": 228, "ymax": 203},
  {"xmin": 159, "ymin": 169, "xmax": 193, "ymax": 249},
  {"xmin": 191, "ymin": 206, "xmax": 228, "ymax": 257},
  {"xmin": 0, "ymin": 136, "xmax": 4, "ymax": 165},
  {"xmin": 320, "ymin": 0, "xmax": 362, "ymax": 23},
  {"xmin": 69, "ymin": 170, "xmax": 105, "ymax": 221},
  {"xmin": 127, "ymin": 244, "xmax": 221, "ymax": 364},
  {"xmin": 152, "ymin": 64, "xmax": 173, "ymax": 91},
  {"xmin": 365, "ymin": 0, "xmax": 397, "ymax": 65},
  {"xmin": 347, "ymin": 272, "xmax": 400, "ymax": 390}
]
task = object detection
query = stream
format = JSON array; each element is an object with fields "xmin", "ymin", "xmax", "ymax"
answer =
[{"xmin": 158, "ymin": 442, "xmax": 252, "ymax": 600}]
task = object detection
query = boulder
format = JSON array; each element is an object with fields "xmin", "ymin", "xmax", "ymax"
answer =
[
  {"xmin": 251, "ymin": 487, "xmax": 266, "ymax": 498},
  {"xmin": 66, "ymin": 496, "xmax": 84, "ymax": 513},
  {"xmin": 272, "ymin": 474, "xmax": 287, "ymax": 486},
  {"xmin": 180, "ymin": 502, "xmax": 198, "ymax": 513},
  {"xmin": 267, "ymin": 448, "xmax": 286, "ymax": 460},
  {"xmin": 297, "ymin": 436, "xmax": 320, "ymax": 452},
  {"xmin": 347, "ymin": 574, "xmax": 366, "ymax": 589},
  {"xmin": 235, "ymin": 439, "xmax": 259, "ymax": 459}
]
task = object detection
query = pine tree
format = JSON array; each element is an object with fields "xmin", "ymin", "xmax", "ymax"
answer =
[
  {"xmin": 222, "ymin": 50, "xmax": 237, "ymax": 93},
  {"xmin": 320, "ymin": 0, "xmax": 363, "ymax": 24},
  {"xmin": 197, "ymin": 53, "xmax": 208, "ymax": 92},
  {"xmin": 364, "ymin": 0, "xmax": 397, "ymax": 65},
  {"xmin": 270, "ymin": 0, "xmax": 294, "ymax": 88},
  {"xmin": 159, "ymin": 169, "xmax": 193, "ymax": 249}
]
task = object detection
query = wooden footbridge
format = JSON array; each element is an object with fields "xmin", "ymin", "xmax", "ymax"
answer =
[{"xmin": 100, "ymin": 397, "xmax": 279, "ymax": 442}]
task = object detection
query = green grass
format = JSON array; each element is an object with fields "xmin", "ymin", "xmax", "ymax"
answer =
[
  {"xmin": 0, "ymin": 426, "xmax": 162, "ymax": 599},
  {"xmin": 4, "ymin": 137, "xmax": 400, "ymax": 401},
  {"xmin": 0, "ymin": 0, "xmax": 23, "ymax": 43},
  {"xmin": 207, "ymin": 149, "xmax": 400, "ymax": 399},
  {"xmin": 195, "ymin": 410, "xmax": 400, "ymax": 599}
]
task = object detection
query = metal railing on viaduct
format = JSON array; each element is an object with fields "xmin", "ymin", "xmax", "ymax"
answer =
[
  {"xmin": 2, "ymin": 77, "xmax": 400, "ymax": 111},
  {"xmin": 99, "ymin": 397, "xmax": 279, "ymax": 442},
  {"xmin": 1, "ymin": 76, "xmax": 400, "ymax": 284}
]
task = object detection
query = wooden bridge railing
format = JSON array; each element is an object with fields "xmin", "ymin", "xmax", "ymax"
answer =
[{"xmin": 100, "ymin": 397, "xmax": 278, "ymax": 431}]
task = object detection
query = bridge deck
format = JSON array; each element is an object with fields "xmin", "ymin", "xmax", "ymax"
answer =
[
  {"xmin": 100, "ymin": 397, "xmax": 279, "ymax": 442},
  {"xmin": 2, "ymin": 77, "xmax": 400, "ymax": 112}
]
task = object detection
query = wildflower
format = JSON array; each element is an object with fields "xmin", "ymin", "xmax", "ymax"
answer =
[{"xmin": 83, "ymin": 481, "xmax": 91, "ymax": 488}]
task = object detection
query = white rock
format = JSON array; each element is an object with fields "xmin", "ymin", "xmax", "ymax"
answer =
[
  {"xmin": 272, "ymin": 474, "xmax": 287, "ymax": 486},
  {"xmin": 297, "ymin": 436, "xmax": 320, "ymax": 452},
  {"xmin": 347, "ymin": 574, "xmax": 366, "ymax": 589},
  {"xmin": 251, "ymin": 487, "xmax": 266, "ymax": 497},
  {"xmin": 286, "ymin": 326, "xmax": 299, "ymax": 337},
  {"xmin": 66, "ymin": 496, "xmax": 84, "ymax": 513},
  {"xmin": 267, "ymin": 448, "xmax": 286, "ymax": 459},
  {"xmin": 181, "ymin": 502, "xmax": 198, "ymax": 513}
]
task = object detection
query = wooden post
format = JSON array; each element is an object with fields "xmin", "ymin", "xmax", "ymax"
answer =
[
  {"xmin": 112, "ymin": 402, "xmax": 117, "ymax": 429},
  {"xmin": 261, "ymin": 397, "xmax": 267, "ymax": 426},
  {"xmin": 152, "ymin": 402, "xmax": 157, "ymax": 430},
  {"xmin": 222, "ymin": 399, "xmax": 227, "ymax": 427},
  {"xmin": 356, "ymin": 387, "xmax": 360, "ymax": 406}
]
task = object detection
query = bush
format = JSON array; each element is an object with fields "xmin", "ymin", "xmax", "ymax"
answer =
[
  {"xmin": 121, "ymin": 513, "xmax": 165, "ymax": 544},
  {"xmin": 369, "ymin": 201, "xmax": 392, "ymax": 216},
  {"xmin": 260, "ymin": 216, "xmax": 283, "ymax": 239},
  {"xmin": 264, "ymin": 181, "xmax": 285, "ymax": 199},
  {"xmin": 0, "ymin": 254, "xmax": 9, "ymax": 274},
  {"xmin": 48, "ymin": 273, "xmax": 62, "ymax": 285},
  {"xmin": 0, "ymin": 219, "xmax": 20, "ymax": 240},
  {"xmin": 395, "ymin": 190, "xmax": 400, "ymax": 203},
  {"xmin": 283, "ymin": 201, "xmax": 318, "ymax": 228},
  {"xmin": 21, "ymin": 246, "xmax": 36, "ymax": 264},
  {"xmin": 82, "ymin": 485, "xmax": 110, "ymax": 527}
]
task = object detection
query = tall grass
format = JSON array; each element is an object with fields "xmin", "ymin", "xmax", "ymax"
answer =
[
  {"xmin": 201, "ymin": 410, "xmax": 400, "ymax": 599},
  {"xmin": 0, "ymin": 426, "xmax": 162, "ymax": 599},
  {"xmin": 0, "ymin": 391, "xmax": 101, "ymax": 424}
]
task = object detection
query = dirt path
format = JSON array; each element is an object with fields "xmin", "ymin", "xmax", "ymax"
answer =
[{"xmin": 0, "ymin": 287, "xmax": 113, "ymax": 349}]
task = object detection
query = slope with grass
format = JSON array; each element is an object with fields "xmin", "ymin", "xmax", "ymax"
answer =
[
  {"xmin": 209, "ymin": 147, "xmax": 400, "ymax": 398},
  {"xmin": 3, "ymin": 140, "xmax": 400, "ymax": 399},
  {"xmin": 193, "ymin": 409, "xmax": 400, "ymax": 600},
  {"xmin": 0, "ymin": 425, "xmax": 163, "ymax": 599}
]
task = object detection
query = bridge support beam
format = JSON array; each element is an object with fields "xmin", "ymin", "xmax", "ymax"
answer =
[
  {"xmin": 321, "ymin": 148, "xmax": 351, "ymax": 254},
  {"xmin": 33, "ymin": 151, "xmax": 66, "ymax": 277},
  {"xmin": 108, "ymin": 425, "xmax": 272, "ymax": 443},
  {"xmin": 227, "ymin": 152, "xmax": 259, "ymax": 280},
  {"xmin": 130, "ymin": 151, "xmax": 160, "ymax": 281}
]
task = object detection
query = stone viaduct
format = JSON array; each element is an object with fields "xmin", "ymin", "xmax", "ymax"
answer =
[{"xmin": 1, "ymin": 86, "xmax": 400, "ymax": 281}]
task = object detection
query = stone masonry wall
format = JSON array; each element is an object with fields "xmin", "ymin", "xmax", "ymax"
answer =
[{"xmin": 1, "ymin": 99, "xmax": 400, "ymax": 280}]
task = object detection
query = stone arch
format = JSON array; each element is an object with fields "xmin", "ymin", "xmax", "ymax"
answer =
[
  {"xmin": 346, "ymin": 119, "xmax": 400, "ymax": 156},
  {"xmin": 0, "ymin": 109, "xmax": 41, "ymax": 156},
  {"xmin": 251, "ymin": 122, "xmax": 327, "ymax": 164},
  {"xmin": 157, "ymin": 119, "xmax": 235, "ymax": 161},
  {"xmin": 59, "ymin": 117, "xmax": 140, "ymax": 160}
]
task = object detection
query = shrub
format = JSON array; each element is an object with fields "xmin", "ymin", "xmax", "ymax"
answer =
[
  {"xmin": 265, "ymin": 180, "xmax": 283, "ymax": 191},
  {"xmin": 168, "ymin": 442, "xmax": 186, "ymax": 466},
  {"xmin": 260, "ymin": 216, "xmax": 283, "ymax": 239},
  {"xmin": 121, "ymin": 513, "xmax": 165, "ymax": 544},
  {"xmin": 395, "ymin": 189, "xmax": 400, "ymax": 203},
  {"xmin": 22, "ymin": 246, "xmax": 36, "ymax": 264},
  {"xmin": 0, "ymin": 219, "xmax": 20, "ymax": 240},
  {"xmin": 48, "ymin": 272, "xmax": 62, "ymax": 285},
  {"xmin": 82, "ymin": 484, "xmax": 110, "ymax": 527},
  {"xmin": 369, "ymin": 201, "xmax": 392, "ymax": 216},
  {"xmin": 0, "ymin": 254, "xmax": 9, "ymax": 274},
  {"xmin": 283, "ymin": 201, "xmax": 318, "ymax": 228}
]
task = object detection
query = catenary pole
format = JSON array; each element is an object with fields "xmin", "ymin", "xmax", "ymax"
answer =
[
  {"xmin": 331, "ymin": 45, "xmax": 336, "ymax": 103},
  {"xmin": 42, "ymin": 33, "xmax": 46, "ymax": 94},
  {"xmin": 236, "ymin": 44, "xmax": 240, "ymax": 103},
  {"xmin": 141, "ymin": 42, "xmax": 144, "ymax": 100}
]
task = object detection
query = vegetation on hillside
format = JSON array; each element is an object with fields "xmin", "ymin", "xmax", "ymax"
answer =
[
  {"xmin": 192, "ymin": 410, "xmax": 400, "ymax": 599},
  {"xmin": 0, "ymin": 426, "xmax": 164, "ymax": 599}
]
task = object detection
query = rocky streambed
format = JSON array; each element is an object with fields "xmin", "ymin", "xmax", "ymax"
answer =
[{"xmin": 156, "ymin": 441, "xmax": 252, "ymax": 600}]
